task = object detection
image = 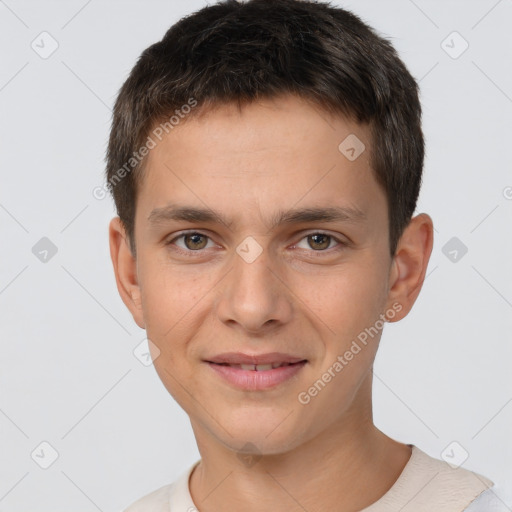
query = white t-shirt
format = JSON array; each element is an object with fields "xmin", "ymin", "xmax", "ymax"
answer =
[{"xmin": 123, "ymin": 445, "xmax": 502, "ymax": 511}]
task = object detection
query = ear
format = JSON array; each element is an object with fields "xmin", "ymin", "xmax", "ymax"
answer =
[
  {"xmin": 385, "ymin": 213, "xmax": 434, "ymax": 322},
  {"xmin": 108, "ymin": 217, "xmax": 146, "ymax": 329}
]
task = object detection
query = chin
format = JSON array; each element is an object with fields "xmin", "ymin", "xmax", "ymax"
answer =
[{"xmin": 210, "ymin": 405, "xmax": 312, "ymax": 456}]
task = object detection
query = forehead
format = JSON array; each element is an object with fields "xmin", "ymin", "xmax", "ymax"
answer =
[
  {"xmin": 137, "ymin": 95, "xmax": 384, "ymax": 229},
  {"xmin": 146, "ymin": 95, "xmax": 369, "ymax": 168}
]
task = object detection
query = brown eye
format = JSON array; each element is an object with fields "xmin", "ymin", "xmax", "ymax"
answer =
[
  {"xmin": 183, "ymin": 233, "xmax": 208, "ymax": 250},
  {"xmin": 307, "ymin": 233, "xmax": 332, "ymax": 250}
]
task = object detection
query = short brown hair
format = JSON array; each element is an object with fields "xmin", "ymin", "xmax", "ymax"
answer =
[{"xmin": 105, "ymin": 0, "xmax": 424, "ymax": 257}]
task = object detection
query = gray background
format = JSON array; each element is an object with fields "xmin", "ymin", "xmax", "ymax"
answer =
[{"xmin": 1, "ymin": 0, "xmax": 511, "ymax": 510}]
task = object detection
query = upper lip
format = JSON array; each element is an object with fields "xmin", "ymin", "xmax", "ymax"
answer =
[{"xmin": 206, "ymin": 352, "xmax": 307, "ymax": 365}]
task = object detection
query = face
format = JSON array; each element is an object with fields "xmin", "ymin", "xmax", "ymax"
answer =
[{"xmin": 110, "ymin": 94, "xmax": 430, "ymax": 457}]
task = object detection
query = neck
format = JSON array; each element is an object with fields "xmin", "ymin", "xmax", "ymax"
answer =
[{"xmin": 188, "ymin": 380, "xmax": 411, "ymax": 512}]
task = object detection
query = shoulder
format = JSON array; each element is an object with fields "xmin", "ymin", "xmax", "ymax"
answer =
[
  {"xmin": 123, "ymin": 482, "xmax": 174, "ymax": 512},
  {"xmin": 122, "ymin": 460, "xmax": 200, "ymax": 512},
  {"xmin": 364, "ymin": 445, "xmax": 495, "ymax": 512},
  {"xmin": 464, "ymin": 487, "xmax": 508, "ymax": 511},
  {"xmin": 407, "ymin": 446, "xmax": 494, "ymax": 510}
]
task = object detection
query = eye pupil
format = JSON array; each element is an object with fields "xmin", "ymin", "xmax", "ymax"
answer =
[
  {"xmin": 185, "ymin": 233, "xmax": 207, "ymax": 250},
  {"xmin": 308, "ymin": 234, "xmax": 330, "ymax": 250}
]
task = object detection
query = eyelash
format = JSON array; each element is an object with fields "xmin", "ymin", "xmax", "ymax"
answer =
[{"xmin": 165, "ymin": 230, "xmax": 347, "ymax": 258}]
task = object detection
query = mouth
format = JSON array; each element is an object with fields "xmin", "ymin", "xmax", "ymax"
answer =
[
  {"xmin": 205, "ymin": 353, "xmax": 308, "ymax": 390},
  {"xmin": 211, "ymin": 361, "xmax": 304, "ymax": 371}
]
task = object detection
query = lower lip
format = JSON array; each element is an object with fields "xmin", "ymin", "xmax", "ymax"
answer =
[{"xmin": 207, "ymin": 361, "xmax": 307, "ymax": 390}]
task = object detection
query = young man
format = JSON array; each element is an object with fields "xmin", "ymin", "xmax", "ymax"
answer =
[{"xmin": 106, "ymin": 1, "xmax": 500, "ymax": 510}]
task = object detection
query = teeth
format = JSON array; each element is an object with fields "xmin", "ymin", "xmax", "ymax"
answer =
[
  {"xmin": 229, "ymin": 363, "xmax": 292, "ymax": 371},
  {"xmin": 213, "ymin": 361, "xmax": 303, "ymax": 370},
  {"xmin": 256, "ymin": 364, "xmax": 273, "ymax": 371}
]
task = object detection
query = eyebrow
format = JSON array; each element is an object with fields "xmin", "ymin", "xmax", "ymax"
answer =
[{"xmin": 147, "ymin": 204, "xmax": 367, "ymax": 230}]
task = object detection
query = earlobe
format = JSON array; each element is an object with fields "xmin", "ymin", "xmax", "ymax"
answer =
[
  {"xmin": 108, "ymin": 217, "xmax": 146, "ymax": 330},
  {"xmin": 385, "ymin": 213, "xmax": 434, "ymax": 322}
]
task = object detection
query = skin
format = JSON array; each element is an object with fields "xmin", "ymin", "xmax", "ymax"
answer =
[{"xmin": 109, "ymin": 94, "xmax": 433, "ymax": 512}]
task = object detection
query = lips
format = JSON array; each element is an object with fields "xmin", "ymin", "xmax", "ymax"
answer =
[
  {"xmin": 206, "ymin": 352, "xmax": 306, "ymax": 366},
  {"xmin": 218, "ymin": 362, "xmax": 297, "ymax": 371},
  {"xmin": 205, "ymin": 352, "xmax": 308, "ymax": 390}
]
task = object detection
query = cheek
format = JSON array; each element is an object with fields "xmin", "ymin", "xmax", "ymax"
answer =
[
  {"xmin": 138, "ymin": 255, "xmax": 209, "ymax": 337},
  {"xmin": 295, "ymin": 260, "xmax": 389, "ymax": 343},
  {"xmin": 138, "ymin": 260, "xmax": 220, "ymax": 403}
]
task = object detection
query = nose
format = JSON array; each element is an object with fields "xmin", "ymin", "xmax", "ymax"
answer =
[{"xmin": 215, "ymin": 241, "xmax": 294, "ymax": 335}]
